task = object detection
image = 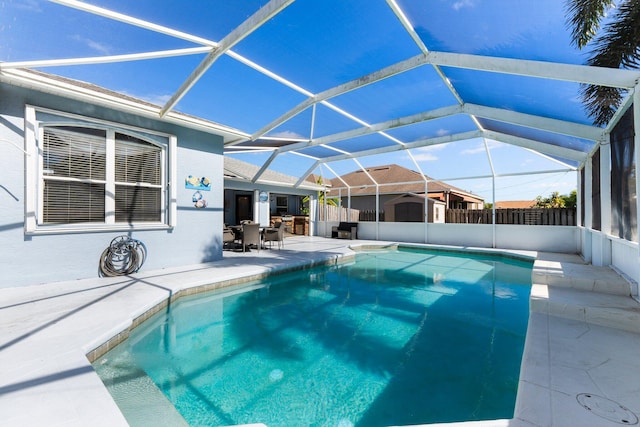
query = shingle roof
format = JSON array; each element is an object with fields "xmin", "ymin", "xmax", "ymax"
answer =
[
  {"xmin": 1, "ymin": 68, "xmax": 248, "ymax": 143},
  {"xmin": 327, "ymin": 164, "xmax": 483, "ymax": 201},
  {"xmin": 224, "ymin": 156, "xmax": 321, "ymax": 190}
]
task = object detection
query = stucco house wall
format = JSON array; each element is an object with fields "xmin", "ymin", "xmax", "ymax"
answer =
[{"xmin": 0, "ymin": 81, "xmax": 226, "ymax": 288}]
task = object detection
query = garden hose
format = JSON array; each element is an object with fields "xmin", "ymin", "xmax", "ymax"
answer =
[{"xmin": 99, "ymin": 235, "xmax": 147, "ymax": 277}]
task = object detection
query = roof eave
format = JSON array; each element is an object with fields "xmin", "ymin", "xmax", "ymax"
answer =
[{"xmin": 0, "ymin": 67, "xmax": 250, "ymax": 143}]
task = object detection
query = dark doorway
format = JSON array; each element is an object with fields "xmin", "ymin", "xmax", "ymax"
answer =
[
  {"xmin": 236, "ymin": 194, "xmax": 253, "ymax": 224},
  {"xmin": 395, "ymin": 202, "xmax": 422, "ymax": 222}
]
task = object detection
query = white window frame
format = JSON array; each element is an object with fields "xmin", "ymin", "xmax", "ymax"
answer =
[{"xmin": 25, "ymin": 105, "xmax": 177, "ymax": 235}]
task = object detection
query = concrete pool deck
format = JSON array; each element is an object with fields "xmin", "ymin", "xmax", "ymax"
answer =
[{"xmin": 1, "ymin": 236, "xmax": 639, "ymax": 427}]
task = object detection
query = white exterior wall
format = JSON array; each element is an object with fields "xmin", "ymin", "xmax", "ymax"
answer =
[
  {"xmin": 316, "ymin": 221, "xmax": 580, "ymax": 253},
  {"xmin": 611, "ymin": 238, "xmax": 640, "ymax": 295},
  {"xmin": 0, "ymin": 82, "xmax": 226, "ymax": 288}
]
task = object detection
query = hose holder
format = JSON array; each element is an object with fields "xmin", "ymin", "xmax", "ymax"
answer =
[{"xmin": 99, "ymin": 235, "xmax": 147, "ymax": 277}]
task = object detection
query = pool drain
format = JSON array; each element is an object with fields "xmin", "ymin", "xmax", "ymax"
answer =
[{"xmin": 576, "ymin": 393, "xmax": 638, "ymax": 425}]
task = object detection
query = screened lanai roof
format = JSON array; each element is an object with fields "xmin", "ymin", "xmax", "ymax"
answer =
[{"xmin": 1, "ymin": 0, "xmax": 639, "ymax": 200}]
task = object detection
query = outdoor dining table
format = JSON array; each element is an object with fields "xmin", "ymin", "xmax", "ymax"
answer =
[{"xmin": 229, "ymin": 225, "xmax": 277, "ymax": 249}]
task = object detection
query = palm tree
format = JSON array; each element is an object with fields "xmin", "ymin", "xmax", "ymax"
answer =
[
  {"xmin": 300, "ymin": 176, "xmax": 337, "ymax": 215},
  {"xmin": 565, "ymin": 0, "xmax": 640, "ymax": 126}
]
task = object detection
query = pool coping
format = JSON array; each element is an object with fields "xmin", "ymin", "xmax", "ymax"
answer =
[{"xmin": 86, "ymin": 251, "xmax": 358, "ymax": 363}]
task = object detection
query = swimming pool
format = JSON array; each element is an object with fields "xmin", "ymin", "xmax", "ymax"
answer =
[{"xmin": 94, "ymin": 247, "xmax": 533, "ymax": 426}]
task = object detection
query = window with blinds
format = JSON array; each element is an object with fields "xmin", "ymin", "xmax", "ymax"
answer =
[
  {"xmin": 42, "ymin": 127, "xmax": 107, "ymax": 223},
  {"xmin": 115, "ymin": 133, "xmax": 162, "ymax": 222},
  {"xmin": 40, "ymin": 126, "xmax": 164, "ymax": 226}
]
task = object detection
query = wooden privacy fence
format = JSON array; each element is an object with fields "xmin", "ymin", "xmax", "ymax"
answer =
[
  {"xmin": 359, "ymin": 210, "xmax": 385, "ymax": 222},
  {"xmin": 446, "ymin": 208, "xmax": 577, "ymax": 226},
  {"xmin": 318, "ymin": 204, "xmax": 360, "ymax": 222}
]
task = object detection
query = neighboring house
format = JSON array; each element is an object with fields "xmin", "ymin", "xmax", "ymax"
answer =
[
  {"xmin": 0, "ymin": 69, "xmax": 315, "ymax": 287},
  {"xmin": 327, "ymin": 164, "xmax": 484, "ymax": 222}
]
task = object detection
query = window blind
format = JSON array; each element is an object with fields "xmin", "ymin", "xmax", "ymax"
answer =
[
  {"xmin": 115, "ymin": 133, "xmax": 162, "ymax": 223},
  {"xmin": 42, "ymin": 127, "xmax": 107, "ymax": 223},
  {"xmin": 43, "ymin": 181, "xmax": 105, "ymax": 223},
  {"xmin": 115, "ymin": 133, "xmax": 161, "ymax": 185},
  {"xmin": 43, "ymin": 127, "xmax": 106, "ymax": 180},
  {"xmin": 40, "ymin": 126, "xmax": 164, "ymax": 226}
]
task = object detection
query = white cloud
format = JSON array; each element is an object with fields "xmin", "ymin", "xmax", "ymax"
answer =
[
  {"xmin": 268, "ymin": 130, "xmax": 307, "ymax": 140},
  {"xmin": 411, "ymin": 144, "xmax": 446, "ymax": 162},
  {"xmin": 461, "ymin": 140, "xmax": 503, "ymax": 155},
  {"xmin": 412, "ymin": 152, "xmax": 439, "ymax": 162},
  {"xmin": 414, "ymin": 143, "xmax": 446, "ymax": 152},
  {"xmin": 14, "ymin": 0, "xmax": 42, "ymax": 12},
  {"xmin": 70, "ymin": 35, "xmax": 111, "ymax": 55},
  {"xmin": 141, "ymin": 93, "xmax": 172, "ymax": 106},
  {"xmin": 452, "ymin": 0, "xmax": 476, "ymax": 11},
  {"xmin": 120, "ymin": 90, "xmax": 171, "ymax": 106},
  {"xmin": 436, "ymin": 128, "xmax": 449, "ymax": 137}
]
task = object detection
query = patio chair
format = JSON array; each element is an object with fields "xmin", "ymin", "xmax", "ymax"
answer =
[
  {"xmin": 242, "ymin": 222, "xmax": 261, "ymax": 253},
  {"xmin": 264, "ymin": 221, "xmax": 284, "ymax": 249},
  {"xmin": 222, "ymin": 227, "xmax": 236, "ymax": 249}
]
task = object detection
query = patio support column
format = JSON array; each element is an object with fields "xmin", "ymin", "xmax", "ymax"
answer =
[
  {"xmin": 324, "ymin": 188, "xmax": 328, "ymax": 236},
  {"xmin": 308, "ymin": 192, "xmax": 316, "ymax": 237},
  {"xmin": 634, "ymin": 87, "xmax": 640, "ymax": 290},
  {"xmin": 376, "ymin": 185, "xmax": 380, "ymax": 241},
  {"xmin": 348, "ymin": 187, "xmax": 352, "ymax": 222},
  {"xmin": 338, "ymin": 188, "xmax": 342, "ymax": 222},
  {"xmin": 424, "ymin": 180, "xmax": 429, "ymax": 244},
  {"xmin": 577, "ymin": 168, "xmax": 582, "ymax": 230},
  {"xmin": 599, "ymin": 135, "xmax": 612, "ymax": 266},
  {"xmin": 584, "ymin": 155, "xmax": 593, "ymax": 263},
  {"xmin": 491, "ymin": 175, "xmax": 496, "ymax": 248}
]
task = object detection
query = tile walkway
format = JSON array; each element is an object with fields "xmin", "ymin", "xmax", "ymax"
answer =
[{"xmin": 0, "ymin": 236, "xmax": 638, "ymax": 427}]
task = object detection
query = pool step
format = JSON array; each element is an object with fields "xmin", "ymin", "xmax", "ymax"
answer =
[
  {"xmin": 532, "ymin": 257, "xmax": 632, "ymax": 296},
  {"xmin": 530, "ymin": 284, "xmax": 640, "ymax": 334},
  {"xmin": 531, "ymin": 255, "xmax": 640, "ymax": 334}
]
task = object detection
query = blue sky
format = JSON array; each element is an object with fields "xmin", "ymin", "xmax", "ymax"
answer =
[{"xmin": 0, "ymin": 0, "xmax": 593, "ymax": 202}]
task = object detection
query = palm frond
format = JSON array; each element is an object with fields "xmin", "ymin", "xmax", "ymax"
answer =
[
  {"xmin": 580, "ymin": 0, "xmax": 640, "ymax": 125},
  {"xmin": 579, "ymin": 84, "xmax": 624, "ymax": 126},
  {"xmin": 565, "ymin": 0, "xmax": 616, "ymax": 48},
  {"xmin": 587, "ymin": 0, "xmax": 640, "ymax": 68}
]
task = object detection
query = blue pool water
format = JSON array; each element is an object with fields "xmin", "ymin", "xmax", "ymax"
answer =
[{"xmin": 94, "ymin": 248, "xmax": 532, "ymax": 427}]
